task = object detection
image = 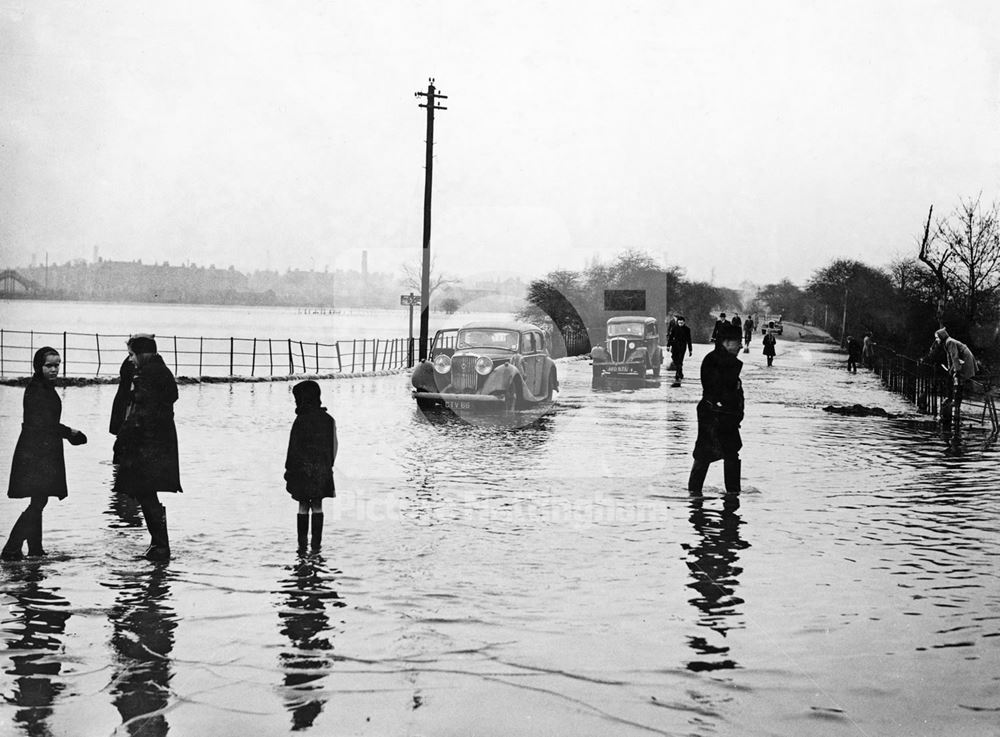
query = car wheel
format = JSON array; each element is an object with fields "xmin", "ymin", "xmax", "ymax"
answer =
[{"xmin": 503, "ymin": 384, "xmax": 521, "ymax": 412}]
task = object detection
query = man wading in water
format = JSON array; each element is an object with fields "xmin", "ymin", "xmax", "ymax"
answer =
[{"xmin": 688, "ymin": 322, "xmax": 744, "ymax": 511}]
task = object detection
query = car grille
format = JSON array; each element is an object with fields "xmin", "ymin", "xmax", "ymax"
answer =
[
  {"xmin": 609, "ymin": 337, "xmax": 629, "ymax": 363},
  {"xmin": 450, "ymin": 356, "xmax": 479, "ymax": 392}
]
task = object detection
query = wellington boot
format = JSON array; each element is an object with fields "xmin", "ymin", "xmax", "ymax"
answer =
[
  {"xmin": 688, "ymin": 461, "xmax": 710, "ymax": 493},
  {"xmin": 27, "ymin": 509, "xmax": 46, "ymax": 557},
  {"xmin": 297, "ymin": 514, "xmax": 309, "ymax": 553},
  {"xmin": 310, "ymin": 513, "xmax": 324, "ymax": 552},
  {"xmin": 143, "ymin": 506, "xmax": 170, "ymax": 561},
  {"xmin": 723, "ymin": 457, "xmax": 742, "ymax": 494},
  {"xmin": 2, "ymin": 509, "xmax": 33, "ymax": 561}
]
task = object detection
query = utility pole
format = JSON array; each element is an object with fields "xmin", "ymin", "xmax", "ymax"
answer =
[{"xmin": 414, "ymin": 78, "xmax": 447, "ymax": 361}]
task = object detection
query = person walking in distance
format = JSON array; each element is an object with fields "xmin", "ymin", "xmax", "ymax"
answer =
[
  {"xmin": 113, "ymin": 335, "xmax": 182, "ymax": 561},
  {"xmin": 2, "ymin": 347, "xmax": 88, "ymax": 561},
  {"xmin": 845, "ymin": 335, "xmax": 862, "ymax": 373},
  {"xmin": 742, "ymin": 315, "xmax": 755, "ymax": 353},
  {"xmin": 762, "ymin": 327, "xmax": 777, "ymax": 367},
  {"xmin": 666, "ymin": 314, "xmax": 693, "ymax": 385},
  {"xmin": 285, "ymin": 380, "xmax": 338, "ymax": 554},
  {"xmin": 862, "ymin": 332, "xmax": 875, "ymax": 369},
  {"xmin": 688, "ymin": 323, "xmax": 744, "ymax": 511},
  {"xmin": 710, "ymin": 313, "xmax": 727, "ymax": 342},
  {"xmin": 933, "ymin": 327, "xmax": 977, "ymax": 428}
]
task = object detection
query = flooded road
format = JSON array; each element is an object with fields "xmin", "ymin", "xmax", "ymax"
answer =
[{"xmin": 1, "ymin": 341, "xmax": 998, "ymax": 736}]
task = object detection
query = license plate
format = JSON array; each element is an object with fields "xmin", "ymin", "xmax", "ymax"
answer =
[
  {"xmin": 607, "ymin": 365, "xmax": 633, "ymax": 373},
  {"xmin": 445, "ymin": 400, "xmax": 471, "ymax": 409}
]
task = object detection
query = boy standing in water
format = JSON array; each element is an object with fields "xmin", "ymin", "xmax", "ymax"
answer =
[{"xmin": 285, "ymin": 380, "xmax": 338, "ymax": 553}]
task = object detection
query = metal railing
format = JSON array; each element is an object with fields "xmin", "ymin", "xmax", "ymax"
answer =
[
  {"xmin": 0, "ymin": 329, "xmax": 419, "ymax": 379},
  {"xmin": 869, "ymin": 345, "xmax": 997, "ymax": 430}
]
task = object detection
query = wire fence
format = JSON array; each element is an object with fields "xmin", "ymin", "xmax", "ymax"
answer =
[
  {"xmin": 0, "ymin": 329, "xmax": 419, "ymax": 379},
  {"xmin": 869, "ymin": 345, "xmax": 998, "ymax": 430}
]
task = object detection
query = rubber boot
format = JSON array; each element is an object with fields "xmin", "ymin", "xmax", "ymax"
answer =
[
  {"xmin": 723, "ymin": 458, "xmax": 741, "ymax": 512},
  {"xmin": 2, "ymin": 509, "xmax": 33, "ymax": 561},
  {"xmin": 144, "ymin": 506, "xmax": 170, "ymax": 561},
  {"xmin": 310, "ymin": 513, "xmax": 324, "ymax": 552},
  {"xmin": 297, "ymin": 514, "xmax": 309, "ymax": 553},
  {"xmin": 26, "ymin": 509, "xmax": 46, "ymax": 557},
  {"xmin": 688, "ymin": 461, "xmax": 710, "ymax": 493}
]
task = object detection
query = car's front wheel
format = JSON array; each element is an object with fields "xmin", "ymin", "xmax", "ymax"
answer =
[{"xmin": 503, "ymin": 384, "xmax": 521, "ymax": 412}]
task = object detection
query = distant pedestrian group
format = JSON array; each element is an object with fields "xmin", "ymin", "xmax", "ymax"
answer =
[{"xmin": 4, "ymin": 334, "xmax": 337, "ymax": 562}]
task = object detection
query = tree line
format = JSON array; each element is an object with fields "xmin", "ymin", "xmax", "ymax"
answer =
[{"xmin": 519, "ymin": 196, "xmax": 1000, "ymax": 368}]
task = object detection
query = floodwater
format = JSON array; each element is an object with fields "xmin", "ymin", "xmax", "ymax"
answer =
[{"xmin": 0, "ymin": 340, "xmax": 998, "ymax": 736}]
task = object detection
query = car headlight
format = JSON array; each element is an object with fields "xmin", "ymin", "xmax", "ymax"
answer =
[
  {"xmin": 628, "ymin": 341, "xmax": 636, "ymax": 350},
  {"xmin": 433, "ymin": 354, "xmax": 452, "ymax": 374},
  {"xmin": 475, "ymin": 356, "xmax": 494, "ymax": 375}
]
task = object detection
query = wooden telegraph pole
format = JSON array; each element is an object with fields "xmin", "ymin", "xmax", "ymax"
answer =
[{"xmin": 414, "ymin": 78, "xmax": 447, "ymax": 361}]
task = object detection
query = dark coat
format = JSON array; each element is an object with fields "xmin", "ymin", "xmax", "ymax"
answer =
[
  {"xmin": 846, "ymin": 338, "xmax": 862, "ymax": 360},
  {"xmin": 762, "ymin": 333, "xmax": 777, "ymax": 357},
  {"xmin": 113, "ymin": 355, "xmax": 182, "ymax": 496},
  {"xmin": 284, "ymin": 405, "xmax": 338, "ymax": 502},
  {"xmin": 8, "ymin": 377, "xmax": 74, "ymax": 499},
  {"xmin": 109, "ymin": 357, "xmax": 134, "ymax": 436},
  {"xmin": 668, "ymin": 324, "xmax": 693, "ymax": 359},
  {"xmin": 693, "ymin": 345, "xmax": 744, "ymax": 462}
]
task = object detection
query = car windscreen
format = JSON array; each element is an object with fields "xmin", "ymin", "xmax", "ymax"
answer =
[
  {"xmin": 457, "ymin": 329, "xmax": 519, "ymax": 350},
  {"xmin": 607, "ymin": 323, "xmax": 645, "ymax": 337}
]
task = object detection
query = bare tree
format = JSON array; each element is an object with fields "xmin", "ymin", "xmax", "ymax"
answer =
[
  {"xmin": 919, "ymin": 196, "xmax": 1000, "ymax": 326},
  {"xmin": 400, "ymin": 256, "xmax": 458, "ymax": 299}
]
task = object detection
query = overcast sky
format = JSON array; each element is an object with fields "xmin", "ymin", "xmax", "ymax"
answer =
[{"xmin": 2, "ymin": 0, "xmax": 999, "ymax": 287}]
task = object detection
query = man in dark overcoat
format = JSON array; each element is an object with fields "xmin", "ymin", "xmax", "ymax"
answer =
[
  {"xmin": 688, "ymin": 322, "xmax": 744, "ymax": 510},
  {"xmin": 666, "ymin": 314, "xmax": 693, "ymax": 383}
]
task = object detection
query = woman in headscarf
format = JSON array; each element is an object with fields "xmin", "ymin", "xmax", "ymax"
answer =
[
  {"xmin": 113, "ymin": 335, "xmax": 182, "ymax": 561},
  {"xmin": 2, "ymin": 347, "xmax": 88, "ymax": 560}
]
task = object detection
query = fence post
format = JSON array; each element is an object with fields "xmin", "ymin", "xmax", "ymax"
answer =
[
  {"xmin": 173, "ymin": 335, "xmax": 178, "ymax": 375},
  {"xmin": 95, "ymin": 333, "xmax": 101, "ymax": 377},
  {"xmin": 199, "ymin": 337, "xmax": 204, "ymax": 375},
  {"xmin": 251, "ymin": 338, "xmax": 257, "ymax": 377},
  {"xmin": 299, "ymin": 341, "xmax": 306, "ymax": 375},
  {"xmin": 315, "ymin": 342, "xmax": 319, "ymax": 373},
  {"xmin": 1, "ymin": 329, "xmax": 4, "ymax": 377},
  {"xmin": 230, "ymin": 337, "xmax": 234, "ymax": 376},
  {"xmin": 269, "ymin": 338, "xmax": 273, "ymax": 376},
  {"xmin": 63, "ymin": 331, "xmax": 67, "ymax": 376},
  {"xmin": 335, "ymin": 342, "xmax": 342, "ymax": 372},
  {"xmin": 373, "ymin": 338, "xmax": 379, "ymax": 371},
  {"xmin": 352, "ymin": 339, "xmax": 356, "ymax": 373},
  {"xmin": 288, "ymin": 339, "xmax": 294, "ymax": 375}
]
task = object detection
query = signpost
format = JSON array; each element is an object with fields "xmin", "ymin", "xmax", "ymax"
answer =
[{"xmin": 401, "ymin": 292, "xmax": 421, "ymax": 367}]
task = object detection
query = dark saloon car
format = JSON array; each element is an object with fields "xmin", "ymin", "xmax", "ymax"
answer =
[
  {"xmin": 591, "ymin": 316, "xmax": 663, "ymax": 383},
  {"xmin": 411, "ymin": 322, "xmax": 559, "ymax": 411}
]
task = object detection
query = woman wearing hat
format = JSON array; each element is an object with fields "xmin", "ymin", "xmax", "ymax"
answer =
[
  {"xmin": 113, "ymin": 335, "xmax": 182, "ymax": 561},
  {"xmin": 2, "ymin": 347, "xmax": 88, "ymax": 560}
]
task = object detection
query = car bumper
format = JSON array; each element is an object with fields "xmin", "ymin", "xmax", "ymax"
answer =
[{"xmin": 412, "ymin": 391, "xmax": 505, "ymax": 410}]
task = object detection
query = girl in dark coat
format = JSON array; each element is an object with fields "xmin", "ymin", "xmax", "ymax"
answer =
[
  {"xmin": 113, "ymin": 336, "xmax": 181, "ymax": 561},
  {"xmin": 2, "ymin": 347, "xmax": 88, "ymax": 560},
  {"xmin": 688, "ymin": 324, "xmax": 744, "ymax": 509},
  {"xmin": 285, "ymin": 380, "xmax": 338, "ymax": 553}
]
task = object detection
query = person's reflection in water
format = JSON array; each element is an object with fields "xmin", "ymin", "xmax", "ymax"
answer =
[
  {"xmin": 2, "ymin": 564, "xmax": 71, "ymax": 736},
  {"xmin": 106, "ymin": 466, "xmax": 144, "ymax": 529},
  {"xmin": 682, "ymin": 495, "xmax": 750, "ymax": 672},
  {"xmin": 106, "ymin": 563, "xmax": 177, "ymax": 736},
  {"xmin": 276, "ymin": 556, "xmax": 345, "ymax": 731}
]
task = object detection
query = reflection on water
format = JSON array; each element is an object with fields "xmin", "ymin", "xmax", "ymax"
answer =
[
  {"xmin": 1, "ymin": 565, "xmax": 71, "ymax": 737},
  {"xmin": 105, "ymin": 564, "xmax": 177, "ymax": 737},
  {"xmin": 682, "ymin": 497, "xmax": 750, "ymax": 673},
  {"xmin": 276, "ymin": 556, "xmax": 345, "ymax": 731}
]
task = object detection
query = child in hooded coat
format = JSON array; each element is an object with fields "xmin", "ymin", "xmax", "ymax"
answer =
[{"xmin": 285, "ymin": 380, "xmax": 338, "ymax": 552}]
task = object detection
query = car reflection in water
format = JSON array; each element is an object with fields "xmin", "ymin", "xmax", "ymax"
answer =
[
  {"xmin": 2, "ymin": 565, "xmax": 72, "ymax": 737},
  {"xmin": 682, "ymin": 496, "xmax": 750, "ymax": 672},
  {"xmin": 105, "ymin": 563, "xmax": 178, "ymax": 737},
  {"xmin": 276, "ymin": 556, "xmax": 345, "ymax": 731}
]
